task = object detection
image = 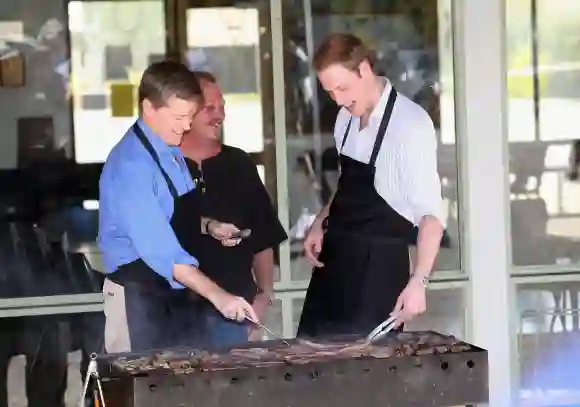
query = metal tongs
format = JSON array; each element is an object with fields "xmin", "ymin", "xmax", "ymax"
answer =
[
  {"xmin": 245, "ymin": 314, "xmax": 292, "ymax": 348},
  {"xmin": 364, "ymin": 316, "xmax": 399, "ymax": 345}
]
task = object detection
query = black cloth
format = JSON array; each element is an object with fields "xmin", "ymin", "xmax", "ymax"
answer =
[
  {"xmin": 0, "ymin": 316, "xmax": 68, "ymax": 407},
  {"xmin": 121, "ymin": 281, "xmax": 206, "ymax": 350},
  {"xmin": 107, "ymin": 123, "xmax": 206, "ymax": 351},
  {"xmin": 184, "ymin": 145, "xmax": 287, "ymax": 303},
  {"xmin": 297, "ymin": 88, "xmax": 416, "ymax": 338}
]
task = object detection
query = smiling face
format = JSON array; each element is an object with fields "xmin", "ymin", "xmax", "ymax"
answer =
[
  {"xmin": 137, "ymin": 60, "xmax": 203, "ymax": 146},
  {"xmin": 142, "ymin": 95, "xmax": 200, "ymax": 146},
  {"xmin": 189, "ymin": 80, "xmax": 225, "ymax": 141},
  {"xmin": 317, "ymin": 60, "xmax": 375, "ymax": 117}
]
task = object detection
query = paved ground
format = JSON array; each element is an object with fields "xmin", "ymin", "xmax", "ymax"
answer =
[{"xmin": 7, "ymin": 352, "xmax": 82, "ymax": 407}]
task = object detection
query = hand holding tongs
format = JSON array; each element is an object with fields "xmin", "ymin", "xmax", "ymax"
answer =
[
  {"xmin": 245, "ymin": 314, "xmax": 292, "ymax": 348},
  {"xmin": 365, "ymin": 315, "xmax": 399, "ymax": 345}
]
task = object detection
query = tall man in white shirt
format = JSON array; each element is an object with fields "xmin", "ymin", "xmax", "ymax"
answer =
[{"xmin": 297, "ymin": 33, "xmax": 445, "ymax": 338}]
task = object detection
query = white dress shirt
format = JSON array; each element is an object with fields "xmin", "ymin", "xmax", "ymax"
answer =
[{"xmin": 333, "ymin": 79, "xmax": 445, "ymax": 227}]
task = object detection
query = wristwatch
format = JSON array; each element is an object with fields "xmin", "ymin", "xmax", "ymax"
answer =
[
  {"xmin": 410, "ymin": 272, "xmax": 430, "ymax": 287},
  {"xmin": 204, "ymin": 218, "xmax": 214, "ymax": 235}
]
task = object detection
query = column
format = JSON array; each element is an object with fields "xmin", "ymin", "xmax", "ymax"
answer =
[{"xmin": 454, "ymin": 0, "xmax": 519, "ymax": 405}]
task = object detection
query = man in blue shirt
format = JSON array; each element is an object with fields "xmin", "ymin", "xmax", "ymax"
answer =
[{"xmin": 98, "ymin": 60, "xmax": 258, "ymax": 353}]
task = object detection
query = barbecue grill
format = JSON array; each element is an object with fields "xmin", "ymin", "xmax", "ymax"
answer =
[{"xmin": 96, "ymin": 331, "xmax": 488, "ymax": 407}]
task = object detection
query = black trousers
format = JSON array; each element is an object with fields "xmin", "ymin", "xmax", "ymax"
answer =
[
  {"xmin": 122, "ymin": 283, "xmax": 207, "ymax": 351},
  {"xmin": 0, "ymin": 316, "xmax": 68, "ymax": 407},
  {"xmin": 0, "ymin": 312, "xmax": 105, "ymax": 407}
]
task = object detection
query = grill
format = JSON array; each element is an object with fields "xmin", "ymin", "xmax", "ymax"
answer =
[{"xmin": 97, "ymin": 331, "xmax": 488, "ymax": 407}]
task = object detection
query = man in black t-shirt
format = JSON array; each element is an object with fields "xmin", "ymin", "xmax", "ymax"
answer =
[{"xmin": 180, "ymin": 71, "xmax": 288, "ymax": 345}]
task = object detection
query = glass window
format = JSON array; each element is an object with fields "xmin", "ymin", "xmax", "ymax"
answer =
[
  {"xmin": 517, "ymin": 279, "xmax": 580, "ymax": 405},
  {"xmin": 0, "ymin": 2, "xmax": 73, "ymax": 170},
  {"xmin": 69, "ymin": 0, "xmax": 167, "ymax": 164},
  {"xmin": 507, "ymin": 0, "xmax": 580, "ymax": 267},
  {"xmin": 281, "ymin": 0, "xmax": 460, "ymax": 283},
  {"xmin": 186, "ymin": 6, "xmax": 265, "ymax": 154},
  {"xmin": 0, "ymin": 0, "xmax": 166, "ymax": 403},
  {"xmin": 0, "ymin": 0, "xmax": 167, "ymax": 297},
  {"xmin": 262, "ymin": 298, "xmax": 284, "ymax": 338},
  {"xmin": 183, "ymin": 1, "xmax": 278, "ymax": 278},
  {"xmin": 291, "ymin": 287, "xmax": 466, "ymax": 339}
]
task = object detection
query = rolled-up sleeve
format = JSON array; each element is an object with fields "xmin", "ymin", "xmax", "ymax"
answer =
[
  {"xmin": 400, "ymin": 113, "xmax": 446, "ymax": 227},
  {"xmin": 114, "ymin": 161, "xmax": 198, "ymax": 288}
]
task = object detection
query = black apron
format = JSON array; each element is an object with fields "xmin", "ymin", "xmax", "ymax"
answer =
[{"xmin": 297, "ymin": 88, "xmax": 416, "ymax": 338}]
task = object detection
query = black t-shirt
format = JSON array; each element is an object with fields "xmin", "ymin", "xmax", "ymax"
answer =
[{"xmin": 185, "ymin": 145, "xmax": 287, "ymax": 302}]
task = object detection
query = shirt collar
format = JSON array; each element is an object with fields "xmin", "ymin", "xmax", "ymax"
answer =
[
  {"xmin": 367, "ymin": 77, "xmax": 393, "ymax": 129},
  {"xmin": 136, "ymin": 118, "xmax": 183, "ymax": 157}
]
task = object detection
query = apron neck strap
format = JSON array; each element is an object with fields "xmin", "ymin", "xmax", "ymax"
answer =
[
  {"xmin": 340, "ymin": 118, "xmax": 352, "ymax": 153},
  {"xmin": 133, "ymin": 122, "xmax": 179, "ymax": 199},
  {"xmin": 338, "ymin": 87, "xmax": 398, "ymax": 166},
  {"xmin": 369, "ymin": 88, "xmax": 397, "ymax": 167}
]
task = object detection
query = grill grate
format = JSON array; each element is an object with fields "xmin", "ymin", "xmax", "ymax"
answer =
[{"xmin": 98, "ymin": 331, "xmax": 489, "ymax": 407}]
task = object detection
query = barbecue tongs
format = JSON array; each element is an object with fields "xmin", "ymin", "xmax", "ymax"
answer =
[
  {"xmin": 364, "ymin": 315, "xmax": 399, "ymax": 345},
  {"xmin": 245, "ymin": 314, "xmax": 292, "ymax": 348}
]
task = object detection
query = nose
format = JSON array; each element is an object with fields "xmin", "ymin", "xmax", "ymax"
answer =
[
  {"xmin": 183, "ymin": 119, "xmax": 191, "ymax": 131},
  {"xmin": 215, "ymin": 107, "xmax": 225, "ymax": 122},
  {"xmin": 332, "ymin": 91, "xmax": 349, "ymax": 107}
]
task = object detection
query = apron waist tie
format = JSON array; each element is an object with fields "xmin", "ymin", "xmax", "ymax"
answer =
[{"xmin": 324, "ymin": 226, "xmax": 409, "ymax": 246}]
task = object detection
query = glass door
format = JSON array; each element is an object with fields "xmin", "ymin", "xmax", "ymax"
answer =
[
  {"xmin": 180, "ymin": 0, "xmax": 283, "ymax": 338},
  {"xmin": 69, "ymin": 0, "xmax": 175, "ymax": 164},
  {"xmin": 180, "ymin": 0, "xmax": 276, "ymax": 200},
  {"xmin": 0, "ymin": 1, "xmax": 180, "ymax": 404}
]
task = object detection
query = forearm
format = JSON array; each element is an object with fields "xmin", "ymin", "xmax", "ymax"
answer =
[
  {"xmin": 172, "ymin": 263, "xmax": 226, "ymax": 304},
  {"xmin": 315, "ymin": 191, "xmax": 336, "ymax": 223},
  {"xmin": 252, "ymin": 248, "xmax": 275, "ymax": 294},
  {"xmin": 412, "ymin": 215, "xmax": 444, "ymax": 279}
]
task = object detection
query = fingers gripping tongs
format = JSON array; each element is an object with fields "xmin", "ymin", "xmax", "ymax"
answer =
[{"xmin": 364, "ymin": 316, "xmax": 398, "ymax": 345}]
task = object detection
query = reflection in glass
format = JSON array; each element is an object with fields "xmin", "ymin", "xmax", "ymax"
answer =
[
  {"xmin": 291, "ymin": 297, "xmax": 304, "ymax": 336},
  {"xmin": 68, "ymin": 0, "xmax": 166, "ymax": 164},
  {"xmin": 517, "ymin": 281, "xmax": 580, "ymax": 405},
  {"xmin": 282, "ymin": 0, "xmax": 459, "ymax": 282},
  {"xmin": 0, "ymin": 0, "xmax": 104, "ymax": 297},
  {"xmin": 405, "ymin": 287, "xmax": 465, "ymax": 338},
  {"xmin": 261, "ymin": 298, "xmax": 283, "ymax": 338},
  {"xmin": 0, "ymin": 10, "xmax": 72, "ymax": 170},
  {"xmin": 184, "ymin": 2, "xmax": 280, "ymax": 279},
  {"xmin": 291, "ymin": 288, "xmax": 465, "ymax": 339},
  {"xmin": 507, "ymin": 0, "xmax": 580, "ymax": 267},
  {"xmin": 186, "ymin": 6, "xmax": 265, "ymax": 154}
]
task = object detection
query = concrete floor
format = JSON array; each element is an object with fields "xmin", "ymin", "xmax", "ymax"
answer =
[{"xmin": 7, "ymin": 352, "xmax": 82, "ymax": 407}]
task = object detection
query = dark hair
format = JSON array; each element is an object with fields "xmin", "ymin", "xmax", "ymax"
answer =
[
  {"xmin": 192, "ymin": 70, "xmax": 217, "ymax": 84},
  {"xmin": 313, "ymin": 33, "xmax": 373, "ymax": 72},
  {"xmin": 138, "ymin": 60, "xmax": 202, "ymax": 108}
]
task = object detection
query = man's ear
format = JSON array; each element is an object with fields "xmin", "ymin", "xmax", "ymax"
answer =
[
  {"xmin": 141, "ymin": 99, "xmax": 155, "ymax": 116},
  {"xmin": 358, "ymin": 59, "xmax": 374, "ymax": 78}
]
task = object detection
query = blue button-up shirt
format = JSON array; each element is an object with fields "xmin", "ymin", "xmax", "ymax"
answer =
[{"xmin": 98, "ymin": 119, "xmax": 197, "ymax": 289}]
